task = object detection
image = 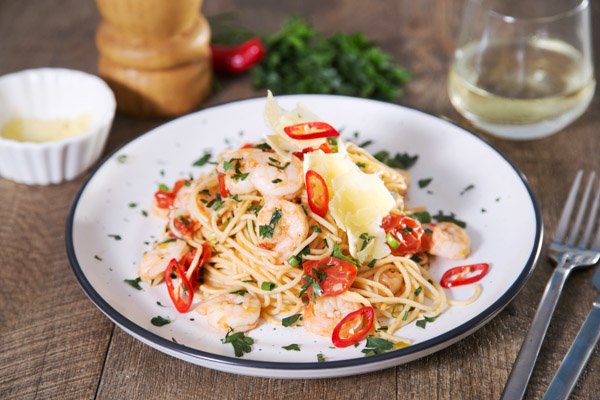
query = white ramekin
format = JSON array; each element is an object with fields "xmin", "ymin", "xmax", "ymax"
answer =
[{"xmin": 0, "ymin": 68, "xmax": 116, "ymax": 185}]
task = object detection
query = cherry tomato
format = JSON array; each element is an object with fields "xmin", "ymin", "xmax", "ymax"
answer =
[
  {"xmin": 173, "ymin": 216, "xmax": 196, "ymax": 237},
  {"xmin": 292, "ymin": 142, "xmax": 334, "ymax": 161},
  {"xmin": 302, "ymin": 257, "xmax": 358, "ymax": 297},
  {"xmin": 381, "ymin": 214, "xmax": 424, "ymax": 256},
  {"xmin": 332, "ymin": 306, "xmax": 375, "ymax": 348},
  {"xmin": 306, "ymin": 170, "xmax": 329, "ymax": 218},
  {"xmin": 440, "ymin": 263, "xmax": 490, "ymax": 288},
  {"xmin": 284, "ymin": 122, "xmax": 340, "ymax": 140},
  {"xmin": 218, "ymin": 173, "xmax": 229, "ymax": 198},
  {"xmin": 165, "ymin": 259, "xmax": 194, "ymax": 313},
  {"xmin": 211, "ymin": 37, "xmax": 266, "ymax": 74},
  {"xmin": 419, "ymin": 223, "xmax": 435, "ymax": 253},
  {"xmin": 154, "ymin": 179, "xmax": 189, "ymax": 209}
]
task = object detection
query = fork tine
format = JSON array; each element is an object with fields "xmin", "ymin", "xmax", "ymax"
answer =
[
  {"xmin": 554, "ymin": 170, "xmax": 584, "ymax": 243},
  {"xmin": 567, "ymin": 171, "xmax": 596, "ymax": 246},
  {"xmin": 578, "ymin": 176, "xmax": 600, "ymax": 248}
]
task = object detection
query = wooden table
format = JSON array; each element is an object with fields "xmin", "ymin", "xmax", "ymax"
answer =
[{"xmin": 1, "ymin": 1, "xmax": 599, "ymax": 399}]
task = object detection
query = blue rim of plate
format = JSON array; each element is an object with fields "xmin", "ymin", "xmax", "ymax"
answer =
[{"xmin": 65, "ymin": 95, "xmax": 543, "ymax": 372}]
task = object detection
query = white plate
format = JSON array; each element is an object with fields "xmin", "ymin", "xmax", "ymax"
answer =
[{"xmin": 66, "ymin": 95, "xmax": 542, "ymax": 378}]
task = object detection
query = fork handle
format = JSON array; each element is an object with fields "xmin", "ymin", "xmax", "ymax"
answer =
[
  {"xmin": 501, "ymin": 266, "xmax": 571, "ymax": 400},
  {"xmin": 543, "ymin": 296, "xmax": 600, "ymax": 400}
]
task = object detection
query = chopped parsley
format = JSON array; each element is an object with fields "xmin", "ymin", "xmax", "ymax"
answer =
[
  {"xmin": 332, "ymin": 244, "xmax": 360, "ymax": 268},
  {"xmin": 299, "ymin": 268, "xmax": 325, "ymax": 302},
  {"xmin": 282, "ymin": 313, "xmax": 302, "ymax": 327},
  {"xmin": 94, "ymin": 255, "xmax": 103, "ymax": 261},
  {"xmin": 432, "ymin": 211, "xmax": 467, "ymax": 228},
  {"xmin": 367, "ymin": 259, "xmax": 377, "ymax": 268},
  {"xmin": 287, "ymin": 245, "xmax": 310, "ymax": 267},
  {"xmin": 261, "ymin": 282, "xmax": 277, "ymax": 291},
  {"xmin": 183, "ymin": 180, "xmax": 191, "ymax": 187},
  {"xmin": 362, "ymin": 336, "xmax": 394, "ymax": 356},
  {"xmin": 259, "ymin": 208, "xmax": 282, "ymax": 238},
  {"xmin": 415, "ymin": 315, "xmax": 437, "ymax": 329},
  {"xmin": 108, "ymin": 234, "xmax": 122, "ymax": 241},
  {"xmin": 272, "ymin": 178, "xmax": 282, "ymax": 184},
  {"xmin": 124, "ymin": 277, "xmax": 142, "ymax": 290},
  {"xmin": 414, "ymin": 286, "xmax": 422, "ymax": 296},
  {"xmin": 221, "ymin": 328, "xmax": 254, "ymax": 357},
  {"xmin": 199, "ymin": 189, "xmax": 210, "ymax": 196},
  {"xmin": 156, "ymin": 301, "xmax": 165, "ymax": 307},
  {"xmin": 213, "ymin": 197, "xmax": 225, "ymax": 211},
  {"xmin": 116, "ymin": 154, "xmax": 128, "ymax": 163},
  {"xmin": 192, "ymin": 152, "xmax": 212, "ymax": 167},
  {"xmin": 282, "ymin": 344, "xmax": 301, "ymax": 351},
  {"xmin": 481, "ymin": 208, "xmax": 487, "ymax": 213},
  {"xmin": 253, "ymin": 142, "xmax": 272, "ymax": 151},
  {"xmin": 268, "ymin": 161, "xmax": 290, "ymax": 170},
  {"xmin": 326, "ymin": 137, "xmax": 339, "ymax": 152},
  {"xmin": 374, "ymin": 151, "xmax": 418, "ymax": 170},
  {"xmin": 248, "ymin": 204, "xmax": 263, "ymax": 215},
  {"xmin": 356, "ymin": 162, "xmax": 367, "ymax": 168},
  {"xmin": 128, "ymin": 202, "xmax": 138, "ymax": 208},
  {"xmin": 359, "ymin": 139, "xmax": 373, "ymax": 148},
  {"xmin": 317, "ymin": 353, "xmax": 326, "ymax": 363},
  {"xmin": 359, "ymin": 232, "xmax": 375, "ymax": 251},
  {"xmin": 460, "ymin": 184, "xmax": 475, "ymax": 196},
  {"xmin": 223, "ymin": 160, "xmax": 234, "ymax": 171},
  {"xmin": 231, "ymin": 194, "xmax": 241, "ymax": 202},
  {"xmin": 158, "ymin": 183, "xmax": 169, "ymax": 191},
  {"xmin": 411, "ymin": 211, "xmax": 432, "ymax": 224},
  {"xmin": 141, "ymin": 210, "xmax": 148, "ymax": 217},
  {"xmin": 418, "ymin": 178, "xmax": 432, "ymax": 188},
  {"xmin": 151, "ymin": 316, "xmax": 171, "ymax": 327},
  {"xmin": 495, "ymin": 197, "xmax": 501, "ymax": 202},
  {"xmin": 311, "ymin": 225, "xmax": 322, "ymax": 233},
  {"xmin": 376, "ymin": 326, "xmax": 388, "ymax": 332},
  {"xmin": 242, "ymin": 279, "xmax": 256, "ymax": 284},
  {"xmin": 230, "ymin": 289, "xmax": 248, "ymax": 296},
  {"xmin": 402, "ymin": 310, "xmax": 409, "ymax": 321}
]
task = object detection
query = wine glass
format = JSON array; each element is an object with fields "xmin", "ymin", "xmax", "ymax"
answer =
[{"xmin": 448, "ymin": 0, "xmax": 595, "ymax": 140}]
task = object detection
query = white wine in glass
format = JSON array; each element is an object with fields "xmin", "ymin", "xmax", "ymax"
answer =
[{"xmin": 448, "ymin": 0, "xmax": 595, "ymax": 140}]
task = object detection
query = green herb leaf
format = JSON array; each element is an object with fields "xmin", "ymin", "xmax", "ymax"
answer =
[
  {"xmin": 124, "ymin": 277, "xmax": 142, "ymax": 290},
  {"xmin": 223, "ymin": 160, "xmax": 234, "ymax": 171},
  {"xmin": 432, "ymin": 211, "xmax": 467, "ymax": 228},
  {"xmin": 151, "ymin": 316, "xmax": 171, "ymax": 327},
  {"xmin": 193, "ymin": 152, "xmax": 212, "ymax": 167},
  {"xmin": 116, "ymin": 154, "xmax": 128, "ymax": 163},
  {"xmin": 108, "ymin": 234, "xmax": 122, "ymax": 241},
  {"xmin": 261, "ymin": 282, "xmax": 277, "ymax": 291},
  {"xmin": 402, "ymin": 310, "xmax": 409, "ymax": 321},
  {"xmin": 411, "ymin": 211, "xmax": 432, "ymax": 224},
  {"xmin": 362, "ymin": 336, "xmax": 394, "ymax": 356},
  {"xmin": 418, "ymin": 178, "xmax": 432, "ymax": 188},
  {"xmin": 374, "ymin": 151, "xmax": 418, "ymax": 170},
  {"xmin": 332, "ymin": 244, "xmax": 360, "ymax": 268},
  {"xmin": 94, "ymin": 255, "xmax": 103, "ymax": 261},
  {"xmin": 221, "ymin": 328, "xmax": 254, "ymax": 357},
  {"xmin": 141, "ymin": 210, "xmax": 148, "ymax": 217},
  {"xmin": 317, "ymin": 353, "xmax": 326, "ymax": 363},
  {"xmin": 368, "ymin": 259, "xmax": 377, "ymax": 268},
  {"xmin": 415, "ymin": 315, "xmax": 437, "ymax": 329},
  {"xmin": 272, "ymin": 178, "xmax": 282, "ymax": 183},
  {"xmin": 282, "ymin": 313, "xmax": 302, "ymax": 327},
  {"xmin": 356, "ymin": 162, "xmax": 367, "ymax": 168},
  {"xmin": 311, "ymin": 225, "xmax": 322, "ymax": 233},
  {"xmin": 282, "ymin": 344, "xmax": 301, "ymax": 351},
  {"xmin": 259, "ymin": 208, "xmax": 282, "ymax": 238},
  {"xmin": 359, "ymin": 139, "xmax": 373, "ymax": 148},
  {"xmin": 128, "ymin": 202, "xmax": 138, "ymax": 208},
  {"xmin": 414, "ymin": 286, "xmax": 422, "ymax": 296},
  {"xmin": 158, "ymin": 183, "xmax": 169, "ymax": 191},
  {"xmin": 359, "ymin": 232, "xmax": 376, "ymax": 251},
  {"xmin": 460, "ymin": 184, "xmax": 475, "ymax": 196},
  {"xmin": 230, "ymin": 289, "xmax": 248, "ymax": 296}
]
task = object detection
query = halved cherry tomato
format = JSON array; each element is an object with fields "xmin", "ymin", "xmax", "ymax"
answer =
[
  {"xmin": 292, "ymin": 142, "xmax": 334, "ymax": 161},
  {"xmin": 211, "ymin": 37, "xmax": 266, "ymax": 74},
  {"xmin": 165, "ymin": 258, "xmax": 194, "ymax": 313},
  {"xmin": 218, "ymin": 173, "xmax": 229, "ymax": 198},
  {"xmin": 419, "ymin": 223, "xmax": 435, "ymax": 253},
  {"xmin": 306, "ymin": 170, "xmax": 329, "ymax": 218},
  {"xmin": 154, "ymin": 179, "xmax": 189, "ymax": 209},
  {"xmin": 332, "ymin": 306, "xmax": 375, "ymax": 348},
  {"xmin": 381, "ymin": 215, "xmax": 424, "ymax": 256},
  {"xmin": 440, "ymin": 263, "xmax": 489, "ymax": 288},
  {"xmin": 284, "ymin": 122, "xmax": 340, "ymax": 140},
  {"xmin": 302, "ymin": 257, "xmax": 358, "ymax": 297},
  {"xmin": 240, "ymin": 143, "xmax": 254, "ymax": 149},
  {"xmin": 173, "ymin": 216, "xmax": 196, "ymax": 237}
]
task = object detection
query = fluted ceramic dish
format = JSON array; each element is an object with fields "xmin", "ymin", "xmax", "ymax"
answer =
[
  {"xmin": 0, "ymin": 68, "xmax": 116, "ymax": 185},
  {"xmin": 66, "ymin": 95, "xmax": 543, "ymax": 378}
]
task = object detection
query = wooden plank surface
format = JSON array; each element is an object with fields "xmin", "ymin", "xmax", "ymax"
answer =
[{"xmin": 0, "ymin": 0, "xmax": 599, "ymax": 399}]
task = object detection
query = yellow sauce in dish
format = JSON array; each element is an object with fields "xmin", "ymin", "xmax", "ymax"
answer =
[{"xmin": 1, "ymin": 113, "xmax": 92, "ymax": 142}]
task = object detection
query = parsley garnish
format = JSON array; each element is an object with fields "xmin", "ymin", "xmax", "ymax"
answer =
[
  {"xmin": 192, "ymin": 152, "xmax": 212, "ymax": 167},
  {"xmin": 416, "ymin": 315, "xmax": 437, "ymax": 329},
  {"xmin": 141, "ymin": 210, "xmax": 148, "ymax": 217},
  {"xmin": 221, "ymin": 328, "xmax": 254, "ymax": 357},
  {"xmin": 326, "ymin": 137, "xmax": 339, "ymax": 152},
  {"xmin": 299, "ymin": 268, "xmax": 325, "ymax": 302},
  {"xmin": 287, "ymin": 245, "xmax": 310, "ymax": 267},
  {"xmin": 230, "ymin": 289, "xmax": 248, "ymax": 296},
  {"xmin": 311, "ymin": 225, "xmax": 322, "ymax": 233},
  {"xmin": 332, "ymin": 244, "xmax": 360, "ymax": 268},
  {"xmin": 268, "ymin": 161, "xmax": 290, "ymax": 170},
  {"xmin": 362, "ymin": 336, "xmax": 394, "ymax": 356},
  {"xmin": 414, "ymin": 286, "xmax": 422, "ymax": 296},
  {"xmin": 368, "ymin": 259, "xmax": 377, "ymax": 268},
  {"xmin": 94, "ymin": 255, "xmax": 102, "ymax": 261},
  {"xmin": 128, "ymin": 202, "xmax": 137, "ymax": 208},
  {"xmin": 156, "ymin": 301, "xmax": 165, "ymax": 307},
  {"xmin": 116, "ymin": 154, "xmax": 128, "ymax": 163},
  {"xmin": 359, "ymin": 139, "xmax": 373, "ymax": 148},
  {"xmin": 199, "ymin": 189, "xmax": 210, "ymax": 196},
  {"xmin": 261, "ymin": 282, "xmax": 277, "ymax": 291},
  {"xmin": 374, "ymin": 151, "xmax": 418, "ymax": 170},
  {"xmin": 248, "ymin": 204, "xmax": 263, "ymax": 215},
  {"xmin": 253, "ymin": 142, "xmax": 272, "ymax": 151},
  {"xmin": 356, "ymin": 162, "xmax": 367, "ymax": 168},
  {"xmin": 460, "ymin": 184, "xmax": 475, "ymax": 195},
  {"xmin": 411, "ymin": 211, "xmax": 432, "ymax": 223},
  {"xmin": 259, "ymin": 208, "xmax": 282, "ymax": 238},
  {"xmin": 223, "ymin": 160, "xmax": 234, "ymax": 171},
  {"xmin": 272, "ymin": 178, "xmax": 282, "ymax": 183},
  {"xmin": 158, "ymin": 183, "xmax": 169, "ymax": 191},
  {"xmin": 418, "ymin": 178, "xmax": 432, "ymax": 188},
  {"xmin": 230, "ymin": 194, "xmax": 241, "ymax": 202},
  {"xmin": 283, "ymin": 344, "xmax": 301, "ymax": 351},
  {"xmin": 282, "ymin": 313, "xmax": 302, "ymax": 327},
  {"xmin": 108, "ymin": 234, "xmax": 122, "ymax": 241},
  {"xmin": 124, "ymin": 277, "xmax": 142, "ymax": 290},
  {"xmin": 402, "ymin": 310, "xmax": 409, "ymax": 321},
  {"xmin": 432, "ymin": 211, "xmax": 467, "ymax": 228},
  {"xmin": 317, "ymin": 353, "xmax": 326, "ymax": 363},
  {"xmin": 359, "ymin": 232, "xmax": 375, "ymax": 251},
  {"xmin": 376, "ymin": 326, "xmax": 388, "ymax": 332},
  {"xmin": 151, "ymin": 316, "xmax": 171, "ymax": 327}
]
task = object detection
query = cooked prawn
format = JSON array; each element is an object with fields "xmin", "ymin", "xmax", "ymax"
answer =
[
  {"xmin": 429, "ymin": 222, "xmax": 471, "ymax": 259},
  {"xmin": 138, "ymin": 239, "xmax": 190, "ymax": 284},
  {"xmin": 379, "ymin": 269, "xmax": 404, "ymax": 295},
  {"xmin": 216, "ymin": 148, "xmax": 259, "ymax": 195},
  {"xmin": 303, "ymin": 296, "xmax": 362, "ymax": 336},
  {"xmin": 196, "ymin": 292, "xmax": 261, "ymax": 332},
  {"xmin": 256, "ymin": 197, "xmax": 309, "ymax": 263}
]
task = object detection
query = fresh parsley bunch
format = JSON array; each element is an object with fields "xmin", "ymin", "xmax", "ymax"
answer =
[{"xmin": 253, "ymin": 17, "xmax": 410, "ymax": 101}]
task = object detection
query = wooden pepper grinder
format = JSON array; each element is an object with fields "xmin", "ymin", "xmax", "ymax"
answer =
[{"xmin": 95, "ymin": 0, "xmax": 212, "ymax": 117}]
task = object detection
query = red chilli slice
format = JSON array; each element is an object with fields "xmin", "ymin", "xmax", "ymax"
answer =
[
  {"xmin": 218, "ymin": 173, "xmax": 229, "ymax": 198},
  {"xmin": 284, "ymin": 122, "xmax": 340, "ymax": 140},
  {"xmin": 306, "ymin": 170, "xmax": 329, "ymax": 218},
  {"xmin": 332, "ymin": 306, "xmax": 375, "ymax": 348},
  {"xmin": 440, "ymin": 263, "xmax": 490, "ymax": 288},
  {"xmin": 165, "ymin": 259, "xmax": 194, "ymax": 313}
]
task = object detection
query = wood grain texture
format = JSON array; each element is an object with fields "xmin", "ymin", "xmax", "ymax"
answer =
[{"xmin": 0, "ymin": 0, "xmax": 599, "ymax": 399}]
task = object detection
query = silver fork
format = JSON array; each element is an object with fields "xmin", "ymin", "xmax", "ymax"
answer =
[{"xmin": 501, "ymin": 170, "xmax": 600, "ymax": 400}]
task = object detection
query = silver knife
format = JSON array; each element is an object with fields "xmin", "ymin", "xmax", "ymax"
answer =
[{"xmin": 543, "ymin": 267, "xmax": 600, "ymax": 400}]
